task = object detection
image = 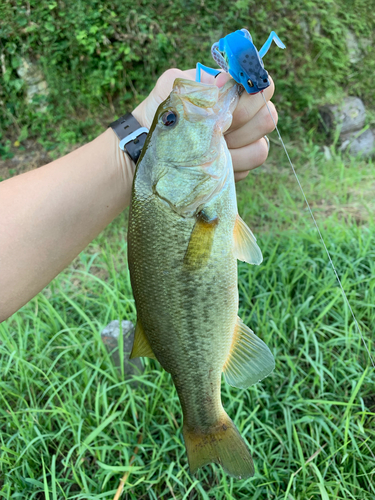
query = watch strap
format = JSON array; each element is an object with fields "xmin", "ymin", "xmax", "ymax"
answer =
[{"xmin": 109, "ymin": 113, "xmax": 148, "ymax": 163}]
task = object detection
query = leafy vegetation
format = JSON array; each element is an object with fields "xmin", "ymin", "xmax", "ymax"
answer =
[
  {"xmin": 1, "ymin": 0, "xmax": 375, "ymax": 155},
  {"xmin": 1, "ymin": 142, "xmax": 374, "ymax": 498}
]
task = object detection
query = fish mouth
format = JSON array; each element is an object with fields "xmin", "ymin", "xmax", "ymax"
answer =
[
  {"xmin": 173, "ymin": 77, "xmax": 238, "ymax": 109},
  {"xmin": 177, "ymin": 81, "xmax": 238, "ymax": 126},
  {"xmin": 173, "ymin": 79, "xmax": 221, "ymax": 109}
]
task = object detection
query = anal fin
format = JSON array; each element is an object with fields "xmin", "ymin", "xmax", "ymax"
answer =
[
  {"xmin": 130, "ymin": 320, "xmax": 157, "ymax": 360},
  {"xmin": 233, "ymin": 214, "xmax": 262, "ymax": 265},
  {"xmin": 223, "ymin": 317, "xmax": 274, "ymax": 388}
]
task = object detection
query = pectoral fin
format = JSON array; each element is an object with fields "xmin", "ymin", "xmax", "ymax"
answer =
[
  {"xmin": 183, "ymin": 211, "xmax": 218, "ymax": 271},
  {"xmin": 223, "ymin": 317, "xmax": 274, "ymax": 388},
  {"xmin": 129, "ymin": 320, "xmax": 157, "ymax": 360},
  {"xmin": 233, "ymin": 215, "xmax": 263, "ymax": 265}
]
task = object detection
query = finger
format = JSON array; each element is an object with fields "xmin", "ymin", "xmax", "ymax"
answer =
[
  {"xmin": 230, "ymin": 137, "xmax": 269, "ymax": 173},
  {"xmin": 226, "ymin": 101, "xmax": 277, "ymax": 150},
  {"xmin": 229, "ymin": 76, "xmax": 275, "ymax": 134},
  {"xmin": 234, "ymin": 170, "xmax": 250, "ymax": 182}
]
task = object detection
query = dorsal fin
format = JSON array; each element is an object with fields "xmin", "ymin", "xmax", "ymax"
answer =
[
  {"xmin": 233, "ymin": 215, "xmax": 262, "ymax": 265},
  {"xmin": 129, "ymin": 320, "xmax": 157, "ymax": 360},
  {"xmin": 223, "ymin": 317, "xmax": 274, "ymax": 388}
]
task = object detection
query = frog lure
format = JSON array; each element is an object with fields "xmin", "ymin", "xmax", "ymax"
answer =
[
  {"xmin": 196, "ymin": 29, "xmax": 375, "ymax": 368},
  {"xmin": 195, "ymin": 29, "xmax": 285, "ymax": 93}
]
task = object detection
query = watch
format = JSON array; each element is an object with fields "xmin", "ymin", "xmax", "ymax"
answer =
[{"xmin": 109, "ymin": 113, "xmax": 148, "ymax": 163}]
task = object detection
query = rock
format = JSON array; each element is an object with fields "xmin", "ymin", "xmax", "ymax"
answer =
[
  {"xmin": 319, "ymin": 97, "xmax": 373, "ymax": 158},
  {"xmin": 101, "ymin": 320, "xmax": 144, "ymax": 376},
  {"xmin": 345, "ymin": 30, "xmax": 372, "ymax": 64},
  {"xmin": 359, "ymin": 37, "xmax": 372, "ymax": 52},
  {"xmin": 319, "ymin": 97, "xmax": 366, "ymax": 135},
  {"xmin": 323, "ymin": 146, "xmax": 332, "ymax": 160},
  {"xmin": 298, "ymin": 20, "xmax": 309, "ymax": 42},
  {"xmin": 16, "ymin": 58, "xmax": 49, "ymax": 107},
  {"xmin": 339, "ymin": 128, "xmax": 375, "ymax": 158},
  {"xmin": 346, "ymin": 30, "xmax": 362, "ymax": 64},
  {"xmin": 313, "ymin": 20, "xmax": 321, "ymax": 36}
]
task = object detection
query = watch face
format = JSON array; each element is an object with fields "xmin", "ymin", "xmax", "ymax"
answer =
[{"xmin": 125, "ymin": 132, "xmax": 148, "ymax": 163}]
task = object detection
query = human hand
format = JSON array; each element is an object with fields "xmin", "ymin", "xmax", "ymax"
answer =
[{"xmin": 132, "ymin": 68, "xmax": 278, "ymax": 182}]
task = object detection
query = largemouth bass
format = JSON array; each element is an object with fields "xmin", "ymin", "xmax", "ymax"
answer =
[{"xmin": 128, "ymin": 78, "xmax": 274, "ymax": 478}]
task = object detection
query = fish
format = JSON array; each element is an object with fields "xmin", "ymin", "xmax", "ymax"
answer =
[{"xmin": 127, "ymin": 77, "xmax": 275, "ymax": 479}]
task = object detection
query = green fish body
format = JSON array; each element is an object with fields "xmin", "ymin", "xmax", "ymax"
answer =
[{"xmin": 128, "ymin": 78, "xmax": 274, "ymax": 478}]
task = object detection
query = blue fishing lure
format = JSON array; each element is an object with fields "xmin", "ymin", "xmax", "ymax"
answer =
[{"xmin": 196, "ymin": 29, "xmax": 285, "ymax": 94}]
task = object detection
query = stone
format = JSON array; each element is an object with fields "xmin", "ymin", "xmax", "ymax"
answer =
[
  {"xmin": 346, "ymin": 30, "xmax": 361, "ymax": 64},
  {"xmin": 345, "ymin": 30, "xmax": 372, "ymax": 64},
  {"xmin": 323, "ymin": 146, "xmax": 332, "ymax": 161},
  {"xmin": 101, "ymin": 320, "xmax": 144, "ymax": 376},
  {"xmin": 319, "ymin": 97, "xmax": 366, "ymax": 135},
  {"xmin": 298, "ymin": 20, "xmax": 309, "ymax": 41},
  {"xmin": 16, "ymin": 58, "xmax": 49, "ymax": 106},
  {"xmin": 319, "ymin": 97, "xmax": 373, "ymax": 158},
  {"xmin": 339, "ymin": 128, "xmax": 375, "ymax": 158}
]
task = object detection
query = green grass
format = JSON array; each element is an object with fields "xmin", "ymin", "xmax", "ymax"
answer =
[{"xmin": 1, "ymin": 141, "xmax": 375, "ymax": 499}]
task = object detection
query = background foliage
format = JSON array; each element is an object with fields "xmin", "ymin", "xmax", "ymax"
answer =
[{"xmin": 1, "ymin": 0, "xmax": 375, "ymax": 153}]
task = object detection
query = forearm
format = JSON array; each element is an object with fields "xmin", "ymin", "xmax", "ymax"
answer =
[{"xmin": 0, "ymin": 128, "xmax": 134, "ymax": 322}]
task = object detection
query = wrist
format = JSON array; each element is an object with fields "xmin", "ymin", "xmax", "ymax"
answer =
[
  {"xmin": 102, "ymin": 127, "xmax": 135, "ymax": 210},
  {"xmin": 106, "ymin": 96, "xmax": 156, "ymax": 208}
]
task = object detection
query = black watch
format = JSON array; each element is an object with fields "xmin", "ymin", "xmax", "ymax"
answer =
[{"xmin": 109, "ymin": 113, "xmax": 148, "ymax": 164}]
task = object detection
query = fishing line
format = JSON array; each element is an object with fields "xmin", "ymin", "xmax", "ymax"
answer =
[{"xmin": 261, "ymin": 91, "xmax": 375, "ymax": 370}]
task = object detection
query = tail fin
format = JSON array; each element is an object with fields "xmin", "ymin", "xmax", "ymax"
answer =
[{"xmin": 183, "ymin": 411, "xmax": 254, "ymax": 479}]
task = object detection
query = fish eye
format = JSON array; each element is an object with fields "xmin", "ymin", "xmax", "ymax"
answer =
[{"xmin": 161, "ymin": 110, "xmax": 177, "ymax": 127}]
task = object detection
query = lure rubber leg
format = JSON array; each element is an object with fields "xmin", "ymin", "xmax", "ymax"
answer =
[
  {"xmin": 259, "ymin": 31, "xmax": 286, "ymax": 58},
  {"xmin": 240, "ymin": 28, "xmax": 253, "ymax": 42},
  {"xmin": 195, "ymin": 62, "xmax": 221, "ymax": 82},
  {"xmin": 211, "ymin": 43, "xmax": 229, "ymax": 73}
]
